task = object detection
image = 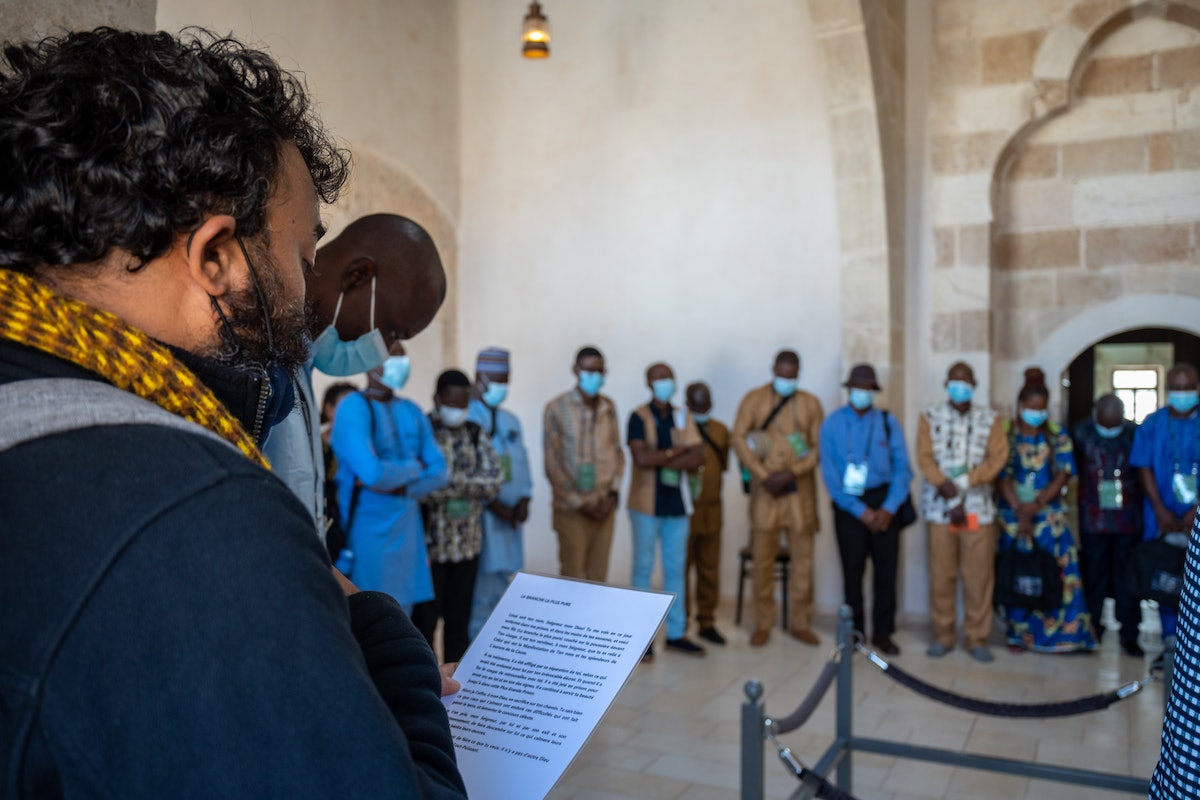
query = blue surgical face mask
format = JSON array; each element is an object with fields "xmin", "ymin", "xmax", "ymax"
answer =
[
  {"xmin": 848, "ymin": 388, "xmax": 875, "ymax": 411},
  {"xmin": 439, "ymin": 405, "xmax": 469, "ymax": 428},
  {"xmin": 380, "ymin": 355, "xmax": 410, "ymax": 390},
  {"xmin": 482, "ymin": 381, "xmax": 508, "ymax": 408},
  {"xmin": 1095, "ymin": 421, "xmax": 1123, "ymax": 438},
  {"xmin": 773, "ymin": 377, "xmax": 797, "ymax": 398},
  {"xmin": 311, "ymin": 277, "xmax": 389, "ymax": 376},
  {"xmin": 692, "ymin": 412, "xmax": 710, "ymax": 424},
  {"xmin": 651, "ymin": 378, "xmax": 676, "ymax": 404},
  {"xmin": 578, "ymin": 370, "xmax": 604, "ymax": 398},
  {"xmin": 1168, "ymin": 390, "xmax": 1200, "ymax": 414},
  {"xmin": 1020, "ymin": 407, "xmax": 1048, "ymax": 427},
  {"xmin": 946, "ymin": 380, "xmax": 974, "ymax": 405}
]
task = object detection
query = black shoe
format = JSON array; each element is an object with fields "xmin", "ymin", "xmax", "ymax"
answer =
[
  {"xmin": 871, "ymin": 635, "xmax": 900, "ymax": 656},
  {"xmin": 665, "ymin": 637, "xmax": 706, "ymax": 657},
  {"xmin": 697, "ymin": 626, "xmax": 727, "ymax": 645},
  {"xmin": 1121, "ymin": 641, "xmax": 1145, "ymax": 658}
]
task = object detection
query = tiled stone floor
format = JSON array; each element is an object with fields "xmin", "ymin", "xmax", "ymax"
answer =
[{"xmin": 545, "ymin": 604, "xmax": 1163, "ymax": 800}]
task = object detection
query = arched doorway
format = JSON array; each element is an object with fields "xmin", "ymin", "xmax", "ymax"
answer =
[{"xmin": 1065, "ymin": 327, "xmax": 1200, "ymax": 429}]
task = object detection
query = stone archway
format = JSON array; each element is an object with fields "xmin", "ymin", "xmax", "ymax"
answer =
[{"xmin": 1028, "ymin": 294, "xmax": 1200, "ymax": 416}]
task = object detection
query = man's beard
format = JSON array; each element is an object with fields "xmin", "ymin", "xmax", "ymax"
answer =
[{"xmin": 211, "ymin": 246, "xmax": 312, "ymax": 371}]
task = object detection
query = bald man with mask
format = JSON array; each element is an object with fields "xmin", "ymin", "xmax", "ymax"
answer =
[{"xmin": 264, "ymin": 213, "xmax": 448, "ymax": 537}]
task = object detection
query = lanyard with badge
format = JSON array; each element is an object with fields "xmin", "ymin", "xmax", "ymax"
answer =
[
  {"xmin": 1171, "ymin": 417, "xmax": 1199, "ymax": 506},
  {"xmin": 660, "ymin": 408, "xmax": 683, "ymax": 487},
  {"xmin": 842, "ymin": 412, "xmax": 875, "ymax": 497},
  {"xmin": 487, "ymin": 407, "xmax": 514, "ymax": 483},
  {"xmin": 947, "ymin": 417, "xmax": 973, "ymax": 489},
  {"xmin": 575, "ymin": 405, "xmax": 598, "ymax": 492},
  {"xmin": 1096, "ymin": 438, "xmax": 1125, "ymax": 511}
]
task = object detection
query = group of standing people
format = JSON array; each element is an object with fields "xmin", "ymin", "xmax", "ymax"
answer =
[
  {"xmin": 321, "ymin": 334, "xmax": 1199, "ymax": 668},
  {"xmin": 323, "ymin": 346, "xmax": 530, "ymax": 663},
  {"xmin": 922, "ymin": 361, "xmax": 1200, "ymax": 662},
  {"xmin": 538, "ymin": 346, "xmax": 916, "ymax": 658}
]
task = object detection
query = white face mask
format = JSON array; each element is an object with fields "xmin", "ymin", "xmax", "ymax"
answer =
[
  {"xmin": 310, "ymin": 276, "xmax": 388, "ymax": 376},
  {"xmin": 439, "ymin": 406, "xmax": 469, "ymax": 428}
]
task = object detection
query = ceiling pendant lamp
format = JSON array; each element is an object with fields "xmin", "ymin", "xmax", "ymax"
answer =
[{"xmin": 522, "ymin": 2, "xmax": 550, "ymax": 59}]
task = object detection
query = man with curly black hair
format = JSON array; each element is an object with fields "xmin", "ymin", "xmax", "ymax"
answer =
[{"xmin": 0, "ymin": 28, "xmax": 467, "ymax": 798}]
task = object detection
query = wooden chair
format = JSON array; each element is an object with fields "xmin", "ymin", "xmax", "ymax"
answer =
[{"xmin": 735, "ymin": 541, "xmax": 791, "ymax": 630}]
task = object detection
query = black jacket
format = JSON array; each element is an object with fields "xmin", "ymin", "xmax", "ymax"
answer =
[{"xmin": 0, "ymin": 341, "xmax": 466, "ymax": 798}]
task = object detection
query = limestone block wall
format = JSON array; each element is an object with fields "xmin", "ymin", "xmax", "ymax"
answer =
[
  {"xmin": 807, "ymin": 0, "xmax": 897, "ymax": 401},
  {"xmin": 928, "ymin": 0, "xmax": 1200, "ymax": 414}
]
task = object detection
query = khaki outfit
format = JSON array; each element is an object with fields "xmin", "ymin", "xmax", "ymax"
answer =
[
  {"xmin": 916, "ymin": 405, "xmax": 1009, "ymax": 649},
  {"xmin": 543, "ymin": 388, "xmax": 626, "ymax": 582},
  {"xmin": 689, "ymin": 418, "xmax": 729, "ymax": 629},
  {"xmin": 731, "ymin": 385, "xmax": 824, "ymax": 634}
]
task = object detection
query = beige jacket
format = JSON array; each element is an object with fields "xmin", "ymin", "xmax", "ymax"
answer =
[{"xmin": 731, "ymin": 384, "xmax": 824, "ymax": 534}]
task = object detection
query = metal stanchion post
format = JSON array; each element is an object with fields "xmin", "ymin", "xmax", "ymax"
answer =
[
  {"xmin": 742, "ymin": 680, "xmax": 765, "ymax": 800},
  {"xmin": 835, "ymin": 604, "xmax": 855, "ymax": 792}
]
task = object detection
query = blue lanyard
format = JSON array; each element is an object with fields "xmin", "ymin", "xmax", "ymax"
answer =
[
  {"xmin": 845, "ymin": 409, "xmax": 876, "ymax": 465},
  {"xmin": 1170, "ymin": 415, "xmax": 1200, "ymax": 472}
]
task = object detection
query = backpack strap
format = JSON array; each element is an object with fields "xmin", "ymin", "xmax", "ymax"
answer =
[{"xmin": 0, "ymin": 378, "xmax": 232, "ymax": 453}]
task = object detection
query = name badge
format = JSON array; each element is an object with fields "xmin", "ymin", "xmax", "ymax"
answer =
[
  {"xmin": 1016, "ymin": 475, "xmax": 1037, "ymax": 504},
  {"xmin": 1098, "ymin": 478, "xmax": 1123, "ymax": 510},
  {"xmin": 1173, "ymin": 472, "xmax": 1198, "ymax": 506},
  {"xmin": 660, "ymin": 467, "xmax": 681, "ymax": 488},
  {"xmin": 688, "ymin": 472, "xmax": 702, "ymax": 501},
  {"xmin": 788, "ymin": 432, "xmax": 810, "ymax": 458},
  {"xmin": 499, "ymin": 454, "xmax": 513, "ymax": 483},
  {"xmin": 446, "ymin": 498, "xmax": 472, "ymax": 519},
  {"xmin": 576, "ymin": 462, "xmax": 596, "ymax": 492},
  {"xmin": 843, "ymin": 462, "xmax": 868, "ymax": 497}
]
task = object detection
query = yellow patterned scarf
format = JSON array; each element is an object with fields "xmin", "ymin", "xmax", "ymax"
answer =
[{"xmin": 0, "ymin": 268, "xmax": 269, "ymax": 467}]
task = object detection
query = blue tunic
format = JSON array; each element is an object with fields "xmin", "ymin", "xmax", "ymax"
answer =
[
  {"xmin": 467, "ymin": 398, "xmax": 532, "ymax": 574},
  {"xmin": 331, "ymin": 393, "xmax": 448, "ymax": 607}
]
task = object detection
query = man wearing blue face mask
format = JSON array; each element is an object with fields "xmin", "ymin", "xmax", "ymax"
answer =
[
  {"xmin": 1131, "ymin": 362, "xmax": 1200, "ymax": 645},
  {"xmin": 1071, "ymin": 394, "xmax": 1143, "ymax": 656},
  {"xmin": 331, "ymin": 342, "xmax": 449, "ymax": 614},
  {"xmin": 627, "ymin": 362, "xmax": 706, "ymax": 658},
  {"xmin": 732, "ymin": 350, "xmax": 825, "ymax": 647},
  {"xmin": 820, "ymin": 363, "xmax": 914, "ymax": 655},
  {"xmin": 264, "ymin": 214, "xmax": 448, "ymax": 539},
  {"xmin": 543, "ymin": 346, "xmax": 626, "ymax": 583},
  {"xmin": 466, "ymin": 347, "xmax": 533, "ymax": 639},
  {"xmin": 916, "ymin": 361, "xmax": 1009, "ymax": 662}
]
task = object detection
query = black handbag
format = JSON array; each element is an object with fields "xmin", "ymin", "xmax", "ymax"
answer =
[
  {"xmin": 995, "ymin": 541, "xmax": 1063, "ymax": 611},
  {"xmin": 895, "ymin": 495, "xmax": 918, "ymax": 529},
  {"xmin": 1135, "ymin": 537, "xmax": 1188, "ymax": 610}
]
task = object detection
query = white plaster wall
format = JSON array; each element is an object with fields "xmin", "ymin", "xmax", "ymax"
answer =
[
  {"xmin": 155, "ymin": 0, "xmax": 460, "ymax": 222},
  {"xmin": 456, "ymin": 0, "xmax": 846, "ymax": 616},
  {"xmin": 155, "ymin": 0, "xmax": 459, "ymax": 413}
]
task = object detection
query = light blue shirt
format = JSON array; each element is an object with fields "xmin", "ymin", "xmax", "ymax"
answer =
[
  {"xmin": 468, "ymin": 398, "xmax": 532, "ymax": 574},
  {"xmin": 331, "ymin": 392, "xmax": 448, "ymax": 606},
  {"xmin": 261, "ymin": 357, "xmax": 323, "ymax": 534},
  {"xmin": 819, "ymin": 405, "xmax": 913, "ymax": 518}
]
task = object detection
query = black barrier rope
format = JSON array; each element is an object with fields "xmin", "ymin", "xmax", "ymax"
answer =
[
  {"xmin": 856, "ymin": 644, "xmax": 1152, "ymax": 718},
  {"xmin": 769, "ymin": 654, "xmax": 841, "ymax": 735},
  {"xmin": 766, "ymin": 719, "xmax": 861, "ymax": 800}
]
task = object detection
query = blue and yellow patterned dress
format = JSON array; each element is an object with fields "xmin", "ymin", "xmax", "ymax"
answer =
[{"xmin": 997, "ymin": 425, "xmax": 1096, "ymax": 652}]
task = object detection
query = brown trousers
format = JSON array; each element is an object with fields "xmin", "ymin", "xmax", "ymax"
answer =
[
  {"xmin": 553, "ymin": 508, "xmax": 615, "ymax": 583},
  {"xmin": 686, "ymin": 521, "xmax": 721, "ymax": 628},
  {"xmin": 752, "ymin": 526, "xmax": 814, "ymax": 633},
  {"xmin": 927, "ymin": 521, "xmax": 996, "ymax": 648}
]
